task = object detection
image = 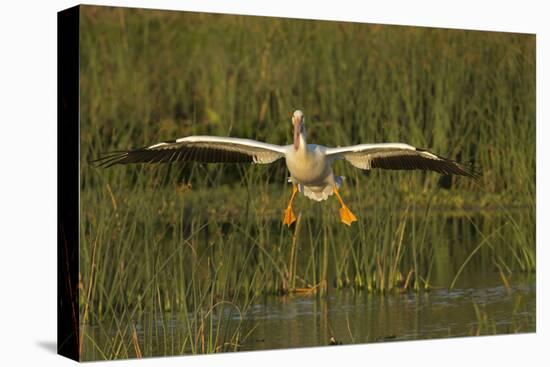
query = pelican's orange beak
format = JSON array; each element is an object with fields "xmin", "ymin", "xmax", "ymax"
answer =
[{"xmin": 293, "ymin": 115, "xmax": 302, "ymax": 150}]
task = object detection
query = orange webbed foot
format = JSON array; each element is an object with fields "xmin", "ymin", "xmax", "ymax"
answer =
[
  {"xmin": 339, "ymin": 204, "xmax": 357, "ymax": 226},
  {"xmin": 283, "ymin": 205, "xmax": 297, "ymax": 226}
]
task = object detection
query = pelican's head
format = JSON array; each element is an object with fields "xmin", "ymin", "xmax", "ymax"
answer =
[{"xmin": 292, "ymin": 110, "xmax": 305, "ymax": 150}]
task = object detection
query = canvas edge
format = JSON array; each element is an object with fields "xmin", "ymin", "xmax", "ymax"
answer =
[{"xmin": 57, "ymin": 4, "xmax": 80, "ymax": 362}]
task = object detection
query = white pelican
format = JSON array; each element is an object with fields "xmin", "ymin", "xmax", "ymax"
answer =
[{"xmin": 95, "ymin": 110, "xmax": 478, "ymax": 226}]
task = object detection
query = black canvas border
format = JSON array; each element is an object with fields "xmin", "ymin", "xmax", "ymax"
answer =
[{"xmin": 57, "ymin": 5, "xmax": 80, "ymax": 361}]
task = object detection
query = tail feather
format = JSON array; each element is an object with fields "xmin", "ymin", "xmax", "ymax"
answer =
[{"xmin": 297, "ymin": 176, "xmax": 345, "ymax": 202}]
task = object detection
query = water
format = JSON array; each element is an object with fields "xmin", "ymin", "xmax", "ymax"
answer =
[
  {"xmin": 83, "ymin": 272, "xmax": 534, "ymax": 360},
  {"xmin": 241, "ymin": 273, "xmax": 534, "ymax": 350}
]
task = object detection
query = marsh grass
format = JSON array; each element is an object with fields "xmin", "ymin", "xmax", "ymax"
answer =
[{"xmin": 78, "ymin": 6, "xmax": 535, "ymax": 359}]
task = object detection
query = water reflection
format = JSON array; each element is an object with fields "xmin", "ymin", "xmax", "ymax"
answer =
[
  {"xmin": 241, "ymin": 272, "xmax": 534, "ymax": 350},
  {"xmin": 83, "ymin": 272, "xmax": 534, "ymax": 360}
]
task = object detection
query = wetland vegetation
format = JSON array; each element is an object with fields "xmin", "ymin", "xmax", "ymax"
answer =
[{"xmin": 78, "ymin": 6, "xmax": 535, "ymax": 360}]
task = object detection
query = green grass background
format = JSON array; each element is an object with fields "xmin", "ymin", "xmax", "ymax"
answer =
[{"xmin": 78, "ymin": 6, "xmax": 535, "ymax": 359}]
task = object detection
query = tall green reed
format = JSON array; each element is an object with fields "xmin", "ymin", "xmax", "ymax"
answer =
[{"xmin": 78, "ymin": 6, "xmax": 535, "ymax": 358}]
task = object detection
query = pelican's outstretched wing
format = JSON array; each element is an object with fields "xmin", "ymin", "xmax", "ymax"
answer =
[
  {"xmin": 325, "ymin": 143, "xmax": 479, "ymax": 178},
  {"xmin": 93, "ymin": 136, "xmax": 286, "ymax": 167}
]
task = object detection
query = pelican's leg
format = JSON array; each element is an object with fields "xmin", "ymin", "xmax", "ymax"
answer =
[
  {"xmin": 283, "ymin": 184, "xmax": 298, "ymax": 226},
  {"xmin": 333, "ymin": 186, "xmax": 357, "ymax": 226}
]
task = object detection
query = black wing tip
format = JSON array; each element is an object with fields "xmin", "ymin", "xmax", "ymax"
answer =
[
  {"xmin": 462, "ymin": 164, "xmax": 482, "ymax": 180},
  {"xmin": 447, "ymin": 157, "xmax": 482, "ymax": 180},
  {"xmin": 436, "ymin": 157, "xmax": 481, "ymax": 180},
  {"xmin": 90, "ymin": 143, "xmax": 156, "ymax": 167},
  {"xmin": 416, "ymin": 147, "xmax": 481, "ymax": 180},
  {"xmin": 89, "ymin": 151, "xmax": 132, "ymax": 168},
  {"xmin": 372, "ymin": 149, "xmax": 481, "ymax": 180}
]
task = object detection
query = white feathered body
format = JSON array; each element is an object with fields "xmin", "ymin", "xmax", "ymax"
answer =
[{"xmin": 284, "ymin": 135, "xmax": 342, "ymax": 202}]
